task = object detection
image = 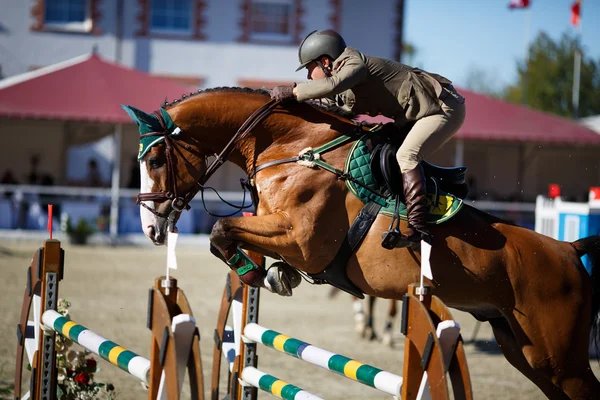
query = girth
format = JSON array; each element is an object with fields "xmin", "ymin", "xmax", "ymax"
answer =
[{"xmin": 308, "ymin": 201, "xmax": 383, "ymax": 299}]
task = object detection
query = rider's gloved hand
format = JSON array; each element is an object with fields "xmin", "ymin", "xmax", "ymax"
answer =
[{"xmin": 270, "ymin": 85, "xmax": 296, "ymax": 102}]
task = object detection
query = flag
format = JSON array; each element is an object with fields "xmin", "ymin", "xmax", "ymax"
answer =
[
  {"xmin": 508, "ymin": 0, "xmax": 530, "ymax": 9},
  {"xmin": 571, "ymin": 0, "xmax": 581, "ymax": 27}
]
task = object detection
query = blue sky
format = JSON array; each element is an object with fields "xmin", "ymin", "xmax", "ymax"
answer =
[{"xmin": 403, "ymin": 0, "xmax": 599, "ymax": 90}]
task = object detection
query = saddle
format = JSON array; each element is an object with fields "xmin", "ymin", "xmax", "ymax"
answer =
[
  {"xmin": 309, "ymin": 122, "xmax": 470, "ymax": 298},
  {"xmin": 370, "ymin": 142, "xmax": 469, "ymax": 198},
  {"xmin": 366, "ymin": 123, "xmax": 469, "ymax": 199}
]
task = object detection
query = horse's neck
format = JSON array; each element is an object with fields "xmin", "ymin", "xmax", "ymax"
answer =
[{"xmin": 174, "ymin": 93, "xmax": 350, "ymax": 174}]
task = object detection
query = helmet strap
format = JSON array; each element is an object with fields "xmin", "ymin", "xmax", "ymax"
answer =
[{"xmin": 316, "ymin": 60, "xmax": 332, "ymax": 77}]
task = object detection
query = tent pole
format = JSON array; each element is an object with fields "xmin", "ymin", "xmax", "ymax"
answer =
[
  {"xmin": 454, "ymin": 139, "xmax": 464, "ymax": 166},
  {"xmin": 109, "ymin": 124, "xmax": 122, "ymax": 241}
]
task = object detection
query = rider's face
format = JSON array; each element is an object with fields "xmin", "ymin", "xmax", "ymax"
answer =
[{"xmin": 306, "ymin": 57, "xmax": 331, "ymax": 80}]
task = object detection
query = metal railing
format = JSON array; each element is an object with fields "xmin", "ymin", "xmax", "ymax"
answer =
[{"xmin": 0, "ymin": 184, "xmax": 536, "ymax": 241}]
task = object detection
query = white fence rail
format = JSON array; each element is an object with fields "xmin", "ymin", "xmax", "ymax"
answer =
[{"xmin": 0, "ymin": 184, "xmax": 536, "ymax": 239}]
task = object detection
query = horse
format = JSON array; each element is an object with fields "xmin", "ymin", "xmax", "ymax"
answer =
[
  {"xmin": 121, "ymin": 87, "xmax": 600, "ymax": 399},
  {"xmin": 329, "ymin": 288, "xmax": 398, "ymax": 346}
]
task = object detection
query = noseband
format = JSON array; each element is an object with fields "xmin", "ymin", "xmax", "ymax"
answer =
[{"xmin": 137, "ymin": 98, "xmax": 281, "ymax": 222}]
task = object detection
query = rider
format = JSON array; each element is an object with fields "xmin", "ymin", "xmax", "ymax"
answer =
[{"xmin": 270, "ymin": 29, "xmax": 466, "ymax": 246}]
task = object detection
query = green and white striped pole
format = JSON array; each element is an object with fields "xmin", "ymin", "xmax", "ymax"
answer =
[
  {"xmin": 241, "ymin": 367, "xmax": 324, "ymax": 400},
  {"xmin": 42, "ymin": 310, "xmax": 151, "ymax": 384},
  {"xmin": 244, "ymin": 323, "xmax": 402, "ymax": 396}
]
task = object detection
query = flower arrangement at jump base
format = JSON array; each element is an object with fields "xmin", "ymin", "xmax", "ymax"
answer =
[{"xmin": 53, "ymin": 299, "xmax": 117, "ymax": 399}]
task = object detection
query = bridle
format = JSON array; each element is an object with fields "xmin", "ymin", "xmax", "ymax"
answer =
[{"xmin": 136, "ymin": 98, "xmax": 281, "ymax": 224}]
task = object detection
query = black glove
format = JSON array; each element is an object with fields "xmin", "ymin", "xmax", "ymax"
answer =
[{"xmin": 270, "ymin": 85, "xmax": 295, "ymax": 102}]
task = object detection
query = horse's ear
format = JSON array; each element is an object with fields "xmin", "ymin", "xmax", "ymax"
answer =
[
  {"xmin": 120, "ymin": 104, "xmax": 162, "ymax": 133},
  {"xmin": 121, "ymin": 104, "xmax": 140, "ymax": 124}
]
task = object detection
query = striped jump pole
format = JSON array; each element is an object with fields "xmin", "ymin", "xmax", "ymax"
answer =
[
  {"xmin": 244, "ymin": 323, "xmax": 403, "ymax": 397},
  {"xmin": 42, "ymin": 310, "xmax": 151, "ymax": 384},
  {"xmin": 242, "ymin": 367, "xmax": 324, "ymax": 400}
]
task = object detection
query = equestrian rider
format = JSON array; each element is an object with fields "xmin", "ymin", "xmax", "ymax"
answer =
[{"xmin": 270, "ymin": 29, "xmax": 466, "ymax": 246}]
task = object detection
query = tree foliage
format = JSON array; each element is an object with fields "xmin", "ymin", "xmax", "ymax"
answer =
[
  {"xmin": 464, "ymin": 67, "xmax": 505, "ymax": 98},
  {"xmin": 504, "ymin": 31, "xmax": 600, "ymax": 118}
]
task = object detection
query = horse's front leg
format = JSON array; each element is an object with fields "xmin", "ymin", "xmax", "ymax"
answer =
[{"xmin": 209, "ymin": 213, "xmax": 303, "ymax": 296}]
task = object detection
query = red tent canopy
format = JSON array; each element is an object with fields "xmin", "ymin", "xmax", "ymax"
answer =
[
  {"xmin": 356, "ymin": 89, "xmax": 600, "ymax": 145},
  {"xmin": 0, "ymin": 53, "xmax": 598, "ymax": 145},
  {"xmin": 457, "ymin": 89, "xmax": 600, "ymax": 144},
  {"xmin": 0, "ymin": 53, "xmax": 194, "ymax": 123}
]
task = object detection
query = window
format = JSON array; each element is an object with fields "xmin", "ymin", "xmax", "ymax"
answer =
[
  {"xmin": 31, "ymin": 0, "xmax": 101, "ymax": 34},
  {"xmin": 250, "ymin": 1, "xmax": 292, "ymax": 36},
  {"xmin": 44, "ymin": 0, "xmax": 91, "ymax": 31},
  {"xmin": 239, "ymin": 0, "xmax": 303, "ymax": 43},
  {"xmin": 150, "ymin": 0, "xmax": 193, "ymax": 34}
]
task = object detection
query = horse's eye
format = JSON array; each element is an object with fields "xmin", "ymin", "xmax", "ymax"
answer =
[{"xmin": 148, "ymin": 157, "xmax": 164, "ymax": 169}]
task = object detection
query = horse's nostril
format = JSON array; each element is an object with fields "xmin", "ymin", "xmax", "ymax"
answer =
[{"xmin": 148, "ymin": 226, "xmax": 156, "ymax": 238}]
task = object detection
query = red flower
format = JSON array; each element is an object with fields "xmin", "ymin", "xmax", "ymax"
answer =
[
  {"xmin": 86, "ymin": 358, "xmax": 97, "ymax": 371},
  {"xmin": 74, "ymin": 372, "xmax": 90, "ymax": 385}
]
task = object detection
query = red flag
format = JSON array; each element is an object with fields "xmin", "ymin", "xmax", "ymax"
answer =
[
  {"xmin": 508, "ymin": 0, "xmax": 530, "ymax": 9},
  {"xmin": 47, "ymin": 204, "xmax": 53, "ymax": 239},
  {"xmin": 571, "ymin": 0, "xmax": 581, "ymax": 27}
]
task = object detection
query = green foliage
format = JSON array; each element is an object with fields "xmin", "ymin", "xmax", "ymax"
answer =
[
  {"xmin": 65, "ymin": 218, "xmax": 95, "ymax": 244},
  {"xmin": 464, "ymin": 67, "xmax": 505, "ymax": 98},
  {"xmin": 504, "ymin": 31, "xmax": 600, "ymax": 118},
  {"xmin": 402, "ymin": 42, "xmax": 417, "ymax": 65},
  {"xmin": 0, "ymin": 381, "xmax": 14, "ymax": 398}
]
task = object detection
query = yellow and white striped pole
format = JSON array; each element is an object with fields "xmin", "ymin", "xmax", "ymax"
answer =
[{"xmin": 42, "ymin": 310, "xmax": 151, "ymax": 384}]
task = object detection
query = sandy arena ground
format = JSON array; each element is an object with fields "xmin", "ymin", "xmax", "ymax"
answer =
[{"xmin": 2, "ymin": 238, "xmax": 599, "ymax": 399}]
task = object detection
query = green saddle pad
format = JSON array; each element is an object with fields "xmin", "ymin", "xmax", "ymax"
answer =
[{"xmin": 344, "ymin": 135, "xmax": 463, "ymax": 224}]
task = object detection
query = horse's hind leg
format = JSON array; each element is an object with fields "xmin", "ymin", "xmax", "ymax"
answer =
[
  {"xmin": 489, "ymin": 318, "xmax": 571, "ymax": 400},
  {"xmin": 354, "ymin": 296, "xmax": 377, "ymax": 340},
  {"xmin": 381, "ymin": 299, "xmax": 397, "ymax": 347},
  {"xmin": 495, "ymin": 303, "xmax": 600, "ymax": 400}
]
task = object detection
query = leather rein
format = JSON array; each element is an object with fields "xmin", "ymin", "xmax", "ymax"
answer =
[{"xmin": 136, "ymin": 98, "xmax": 280, "ymax": 223}]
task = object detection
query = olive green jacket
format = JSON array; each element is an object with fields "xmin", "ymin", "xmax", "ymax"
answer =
[{"xmin": 295, "ymin": 47, "xmax": 452, "ymax": 125}]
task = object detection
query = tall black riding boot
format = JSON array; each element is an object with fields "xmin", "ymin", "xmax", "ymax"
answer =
[{"xmin": 400, "ymin": 164, "xmax": 430, "ymax": 243}]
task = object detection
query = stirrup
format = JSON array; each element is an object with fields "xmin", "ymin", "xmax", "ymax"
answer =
[
  {"xmin": 394, "ymin": 227, "xmax": 431, "ymax": 249},
  {"xmin": 381, "ymin": 194, "xmax": 402, "ymax": 250}
]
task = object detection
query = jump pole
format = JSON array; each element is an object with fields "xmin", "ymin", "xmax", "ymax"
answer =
[
  {"xmin": 41, "ymin": 309, "xmax": 151, "ymax": 383},
  {"xmin": 243, "ymin": 323, "xmax": 403, "ymax": 396},
  {"xmin": 214, "ymin": 247, "xmax": 473, "ymax": 400},
  {"xmin": 15, "ymin": 213, "xmax": 204, "ymax": 400}
]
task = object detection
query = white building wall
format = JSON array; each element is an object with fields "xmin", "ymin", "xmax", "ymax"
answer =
[
  {"xmin": 340, "ymin": 0, "xmax": 398, "ymax": 60},
  {"xmin": 0, "ymin": 1, "xmax": 400, "ymax": 86}
]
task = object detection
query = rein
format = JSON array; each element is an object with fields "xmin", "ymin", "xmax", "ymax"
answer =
[
  {"xmin": 137, "ymin": 98, "xmax": 280, "ymax": 222},
  {"xmin": 138, "ymin": 97, "xmax": 385, "ymax": 225}
]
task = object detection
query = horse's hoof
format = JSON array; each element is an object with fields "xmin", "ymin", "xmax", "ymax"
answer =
[
  {"xmin": 382, "ymin": 332, "xmax": 393, "ymax": 347},
  {"xmin": 366, "ymin": 328, "xmax": 378, "ymax": 341},
  {"xmin": 271, "ymin": 262, "xmax": 302, "ymax": 289},
  {"xmin": 354, "ymin": 312, "xmax": 365, "ymax": 334},
  {"xmin": 264, "ymin": 263, "xmax": 301, "ymax": 296}
]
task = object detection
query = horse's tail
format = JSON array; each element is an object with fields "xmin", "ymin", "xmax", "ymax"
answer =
[{"xmin": 572, "ymin": 235, "xmax": 600, "ymax": 357}]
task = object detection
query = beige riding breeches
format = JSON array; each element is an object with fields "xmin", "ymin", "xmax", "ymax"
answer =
[{"xmin": 396, "ymin": 86, "xmax": 466, "ymax": 172}]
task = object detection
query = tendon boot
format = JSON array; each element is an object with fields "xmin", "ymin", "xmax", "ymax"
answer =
[{"xmin": 398, "ymin": 164, "xmax": 430, "ymax": 246}]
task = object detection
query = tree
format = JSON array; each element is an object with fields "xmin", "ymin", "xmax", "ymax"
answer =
[
  {"xmin": 463, "ymin": 66, "xmax": 504, "ymax": 98},
  {"xmin": 402, "ymin": 42, "xmax": 417, "ymax": 66},
  {"xmin": 504, "ymin": 31, "xmax": 600, "ymax": 118}
]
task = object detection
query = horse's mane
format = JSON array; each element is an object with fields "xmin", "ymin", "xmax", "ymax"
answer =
[{"xmin": 162, "ymin": 86, "xmax": 355, "ymax": 120}]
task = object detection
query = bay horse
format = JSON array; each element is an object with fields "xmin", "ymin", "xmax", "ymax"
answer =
[{"xmin": 122, "ymin": 87, "xmax": 600, "ymax": 399}]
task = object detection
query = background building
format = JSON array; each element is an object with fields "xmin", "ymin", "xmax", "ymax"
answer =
[{"xmin": 1, "ymin": 0, "xmax": 599, "ymax": 237}]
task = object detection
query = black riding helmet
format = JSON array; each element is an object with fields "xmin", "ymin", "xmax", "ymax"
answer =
[{"xmin": 295, "ymin": 29, "xmax": 347, "ymax": 72}]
